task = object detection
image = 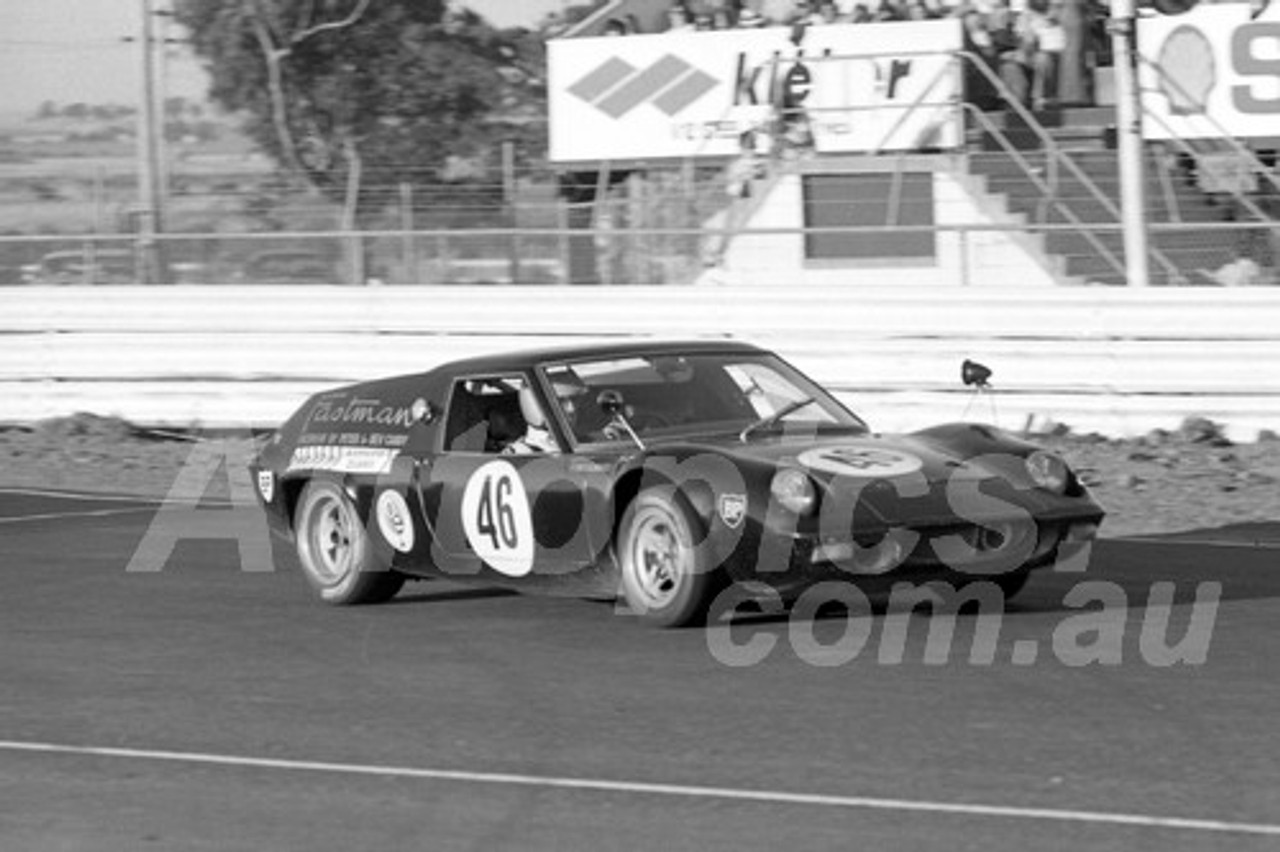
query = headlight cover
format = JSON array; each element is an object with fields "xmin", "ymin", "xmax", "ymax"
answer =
[
  {"xmin": 770, "ymin": 468, "xmax": 817, "ymax": 515},
  {"xmin": 1026, "ymin": 450, "xmax": 1070, "ymax": 493}
]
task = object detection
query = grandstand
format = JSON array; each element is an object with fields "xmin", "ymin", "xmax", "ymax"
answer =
[{"xmin": 548, "ymin": 0, "xmax": 1280, "ymax": 287}]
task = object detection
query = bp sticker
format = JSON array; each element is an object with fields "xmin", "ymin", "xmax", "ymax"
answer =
[
  {"xmin": 376, "ymin": 490, "xmax": 415, "ymax": 553},
  {"xmin": 460, "ymin": 460, "xmax": 535, "ymax": 577},
  {"xmin": 798, "ymin": 446, "xmax": 923, "ymax": 478},
  {"xmin": 256, "ymin": 470, "xmax": 275, "ymax": 503}
]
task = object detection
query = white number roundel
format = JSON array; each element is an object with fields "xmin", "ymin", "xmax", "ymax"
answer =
[
  {"xmin": 376, "ymin": 490, "xmax": 414, "ymax": 553},
  {"xmin": 798, "ymin": 446, "xmax": 923, "ymax": 478},
  {"xmin": 460, "ymin": 460, "xmax": 535, "ymax": 577}
]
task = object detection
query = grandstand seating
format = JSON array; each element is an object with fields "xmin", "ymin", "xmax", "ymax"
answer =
[{"xmin": 969, "ymin": 106, "xmax": 1252, "ymax": 286}]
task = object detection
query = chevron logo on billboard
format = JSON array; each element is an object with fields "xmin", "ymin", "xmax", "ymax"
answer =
[{"xmin": 568, "ymin": 54, "xmax": 719, "ymax": 119}]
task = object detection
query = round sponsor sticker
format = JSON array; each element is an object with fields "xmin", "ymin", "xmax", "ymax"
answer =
[
  {"xmin": 376, "ymin": 490, "xmax": 415, "ymax": 553},
  {"xmin": 460, "ymin": 460, "xmax": 535, "ymax": 577},
  {"xmin": 798, "ymin": 446, "xmax": 923, "ymax": 478},
  {"xmin": 256, "ymin": 470, "xmax": 275, "ymax": 503}
]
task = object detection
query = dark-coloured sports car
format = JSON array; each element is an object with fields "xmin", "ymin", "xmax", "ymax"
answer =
[{"xmin": 250, "ymin": 340, "xmax": 1104, "ymax": 627}]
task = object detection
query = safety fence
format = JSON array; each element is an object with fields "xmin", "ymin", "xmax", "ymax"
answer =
[
  {"xmin": 4, "ymin": 285, "xmax": 1280, "ymax": 440},
  {"xmin": 3, "ymin": 219, "xmax": 1278, "ymax": 289}
]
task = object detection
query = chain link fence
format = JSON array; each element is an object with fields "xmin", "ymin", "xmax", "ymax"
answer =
[
  {"xmin": 3, "ymin": 220, "xmax": 1277, "ymax": 288},
  {"xmin": 2, "ymin": 153, "xmax": 1278, "ymax": 287}
]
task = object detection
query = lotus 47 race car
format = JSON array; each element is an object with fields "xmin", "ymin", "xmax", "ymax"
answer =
[{"xmin": 250, "ymin": 340, "xmax": 1104, "ymax": 627}]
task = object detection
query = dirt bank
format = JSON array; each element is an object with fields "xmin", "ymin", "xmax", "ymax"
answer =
[{"xmin": 1, "ymin": 414, "xmax": 1277, "ymax": 538}]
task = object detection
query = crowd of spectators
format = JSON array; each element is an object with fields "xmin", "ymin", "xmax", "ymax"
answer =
[{"xmin": 598, "ymin": 0, "xmax": 1112, "ymax": 112}]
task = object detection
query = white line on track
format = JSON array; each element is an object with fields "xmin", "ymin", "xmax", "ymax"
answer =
[
  {"xmin": 0, "ymin": 487, "xmax": 235, "ymax": 509},
  {"xmin": 1119, "ymin": 535, "xmax": 1280, "ymax": 550},
  {"xmin": 0, "ymin": 487, "xmax": 164, "ymax": 504},
  {"xmin": 0, "ymin": 507, "xmax": 158, "ymax": 525},
  {"xmin": 2, "ymin": 740, "xmax": 1278, "ymax": 838}
]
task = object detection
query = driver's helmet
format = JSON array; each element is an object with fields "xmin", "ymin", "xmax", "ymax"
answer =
[{"xmin": 518, "ymin": 384, "xmax": 547, "ymax": 430}]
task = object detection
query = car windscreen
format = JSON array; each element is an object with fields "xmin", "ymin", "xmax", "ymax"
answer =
[{"xmin": 540, "ymin": 352, "xmax": 866, "ymax": 446}]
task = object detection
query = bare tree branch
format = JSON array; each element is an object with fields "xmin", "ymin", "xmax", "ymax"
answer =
[
  {"xmin": 249, "ymin": 0, "xmax": 285, "ymax": 47},
  {"xmin": 244, "ymin": 0, "xmax": 372, "ymax": 176},
  {"xmin": 297, "ymin": 0, "xmax": 317, "ymax": 34},
  {"xmin": 248, "ymin": 10, "xmax": 303, "ymax": 174},
  {"xmin": 290, "ymin": 0, "xmax": 371, "ymax": 45}
]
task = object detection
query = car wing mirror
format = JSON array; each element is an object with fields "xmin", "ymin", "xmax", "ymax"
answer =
[
  {"xmin": 410, "ymin": 397, "xmax": 439, "ymax": 425},
  {"xmin": 596, "ymin": 389, "xmax": 645, "ymax": 451},
  {"xmin": 961, "ymin": 359, "xmax": 992, "ymax": 389}
]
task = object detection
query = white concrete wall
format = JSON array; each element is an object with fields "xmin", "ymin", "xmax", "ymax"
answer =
[{"xmin": 4, "ymin": 285, "xmax": 1280, "ymax": 440}]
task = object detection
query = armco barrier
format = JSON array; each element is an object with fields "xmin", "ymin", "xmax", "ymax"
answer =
[{"xmin": 4, "ymin": 285, "xmax": 1280, "ymax": 439}]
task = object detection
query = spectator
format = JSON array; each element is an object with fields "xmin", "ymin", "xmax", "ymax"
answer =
[
  {"xmin": 1028, "ymin": 0, "xmax": 1065, "ymax": 109},
  {"xmin": 812, "ymin": 0, "xmax": 842, "ymax": 22},
  {"xmin": 687, "ymin": 0, "xmax": 736, "ymax": 27},
  {"xmin": 904, "ymin": 0, "xmax": 933, "ymax": 19},
  {"xmin": 998, "ymin": 32, "xmax": 1036, "ymax": 107},
  {"xmin": 667, "ymin": 5, "xmax": 695, "ymax": 30},
  {"xmin": 985, "ymin": 0, "xmax": 1017, "ymax": 41},
  {"xmin": 601, "ymin": 17, "xmax": 629, "ymax": 35},
  {"xmin": 873, "ymin": 0, "xmax": 904, "ymax": 21},
  {"xmin": 1057, "ymin": 0, "xmax": 1093, "ymax": 106},
  {"xmin": 712, "ymin": 0, "xmax": 740, "ymax": 27},
  {"xmin": 848, "ymin": 2, "xmax": 873, "ymax": 21},
  {"xmin": 961, "ymin": 6, "xmax": 1002, "ymax": 110},
  {"xmin": 761, "ymin": 0, "xmax": 803, "ymax": 24},
  {"xmin": 998, "ymin": 0, "xmax": 1052, "ymax": 109},
  {"xmin": 726, "ymin": 130, "xmax": 767, "ymax": 198},
  {"xmin": 738, "ymin": 8, "xmax": 767, "ymax": 26}
]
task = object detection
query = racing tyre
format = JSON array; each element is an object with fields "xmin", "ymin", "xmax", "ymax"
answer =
[
  {"xmin": 294, "ymin": 480, "xmax": 405, "ymax": 605},
  {"xmin": 618, "ymin": 487, "xmax": 720, "ymax": 628}
]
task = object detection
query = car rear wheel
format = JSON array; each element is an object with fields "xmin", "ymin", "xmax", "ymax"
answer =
[
  {"xmin": 617, "ymin": 487, "xmax": 718, "ymax": 628},
  {"xmin": 294, "ymin": 480, "xmax": 404, "ymax": 605}
]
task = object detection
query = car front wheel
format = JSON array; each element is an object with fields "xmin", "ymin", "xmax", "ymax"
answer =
[
  {"xmin": 294, "ymin": 480, "xmax": 404, "ymax": 605},
  {"xmin": 617, "ymin": 488, "xmax": 718, "ymax": 628}
]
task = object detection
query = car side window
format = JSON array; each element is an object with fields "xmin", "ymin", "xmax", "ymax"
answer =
[{"xmin": 443, "ymin": 376, "xmax": 532, "ymax": 454}]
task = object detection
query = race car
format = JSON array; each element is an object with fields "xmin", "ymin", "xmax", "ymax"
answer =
[{"xmin": 250, "ymin": 340, "xmax": 1104, "ymax": 627}]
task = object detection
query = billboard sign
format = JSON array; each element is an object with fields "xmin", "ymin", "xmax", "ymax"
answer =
[
  {"xmin": 548, "ymin": 20, "xmax": 963, "ymax": 163},
  {"xmin": 1139, "ymin": 2, "xmax": 1280, "ymax": 140}
]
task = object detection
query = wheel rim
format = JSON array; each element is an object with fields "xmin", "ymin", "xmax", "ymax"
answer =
[
  {"xmin": 306, "ymin": 492, "xmax": 357, "ymax": 586},
  {"xmin": 626, "ymin": 505, "xmax": 690, "ymax": 610}
]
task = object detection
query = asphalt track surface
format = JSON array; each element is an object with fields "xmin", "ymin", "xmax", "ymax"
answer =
[{"xmin": 2, "ymin": 488, "xmax": 1279, "ymax": 851}]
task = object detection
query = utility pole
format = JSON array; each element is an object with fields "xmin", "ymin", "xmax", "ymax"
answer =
[
  {"xmin": 136, "ymin": 0, "xmax": 166, "ymax": 284},
  {"xmin": 1110, "ymin": 0, "xmax": 1149, "ymax": 287}
]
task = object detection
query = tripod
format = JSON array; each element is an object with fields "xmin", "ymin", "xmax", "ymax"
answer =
[{"xmin": 960, "ymin": 359, "xmax": 999, "ymax": 424}]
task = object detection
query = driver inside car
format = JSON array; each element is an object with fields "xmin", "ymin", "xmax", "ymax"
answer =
[{"xmin": 504, "ymin": 384, "xmax": 561, "ymax": 454}]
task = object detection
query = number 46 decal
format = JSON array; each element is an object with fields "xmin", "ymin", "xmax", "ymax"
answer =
[
  {"xmin": 797, "ymin": 446, "xmax": 923, "ymax": 478},
  {"xmin": 475, "ymin": 474, "xmax": 518, "ymax": 550},
  {"xmin": 461, "ymin": 460, "xmax": 535, "ymax": 576}
]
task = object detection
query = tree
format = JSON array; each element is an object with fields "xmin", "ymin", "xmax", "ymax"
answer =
[
  {"xmin": 537, "ymin": 0, "xmax": 609, "ymax": 35},
  {"xmin": 173, "ymin": 0, "xmax": 547, "ymax": 223}
]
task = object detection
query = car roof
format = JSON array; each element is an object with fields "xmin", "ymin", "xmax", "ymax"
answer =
[{"xmin": 439, "ymin": 338, "xmax": 767, "ymax": 376}]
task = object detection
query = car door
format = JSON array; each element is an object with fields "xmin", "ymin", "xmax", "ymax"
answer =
[{"xmin": 421, "ymin": 374, "xmax": 614, "ymax": 593}]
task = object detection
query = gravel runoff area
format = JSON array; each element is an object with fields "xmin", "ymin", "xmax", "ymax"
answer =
[{"xmin": 0, "ymin": 413, "xmax": 1278, "ymax": 538}]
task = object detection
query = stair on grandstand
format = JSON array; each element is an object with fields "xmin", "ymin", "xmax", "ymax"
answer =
[{"xmin": 969, "ymin": 108, "xmax": 1241, "ymax": 286}]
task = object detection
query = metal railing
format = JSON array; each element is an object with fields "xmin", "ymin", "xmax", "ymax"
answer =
[
  {"xmin": 3, "ymin": 220, "xmax": 1275, "ymax": 288},
  {"xmin": 957, "ymin": 51, "xmax": 1189, "ymax": 285}
]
